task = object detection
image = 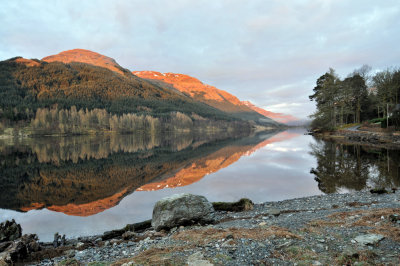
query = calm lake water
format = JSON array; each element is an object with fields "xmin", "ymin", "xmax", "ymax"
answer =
[{"xmin": 0, "ymin": 128, "xmax": 399, "ymax": 241}]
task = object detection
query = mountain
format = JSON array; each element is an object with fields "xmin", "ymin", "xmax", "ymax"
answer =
[
  {"xmin": 0, "ymin": 53, "xmax": 238, "ymax": 122},
  {"xmin": 42, "ymin": 48, "xmax": 130, "ymax": 76},
  {"xmin": 242, "ymin": 101, "xmax": 298, "ymax": 124},
  {"xmin": 133, "ymin": 71, "xmax": 280, "ymax": 126},
  {"xmin": 1, "ymin": 49, "xmax": 282, "ymax": 128}
]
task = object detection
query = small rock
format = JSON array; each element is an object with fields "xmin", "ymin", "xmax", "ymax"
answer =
[
  {"xmin": 76, "ymin": 242, "xmax": 84, "ymax": 248},
  {"xmin": 370, "ymin": 188, "xmax": 388, "ymax": 194},
  {"xmin": 212, "ymin": 198, "xmax": 254, "ymax": 212},
  {"xmin": 0, "ymin": 220, "xmax": 22, "ymax": 242},
  {"xmin": 102, "ymin": 229, "xmax": 125, "ymax": 241},
  {"xmin": 258, "ymin": 222, "xmax": 267, "ymax": 226},
  {"xmin": 53, "ymin": 233, "xmax": 60, "ymax": 248},
  {"xmin": 354, "ymin": 234, "xmax": 384, "ymax": 246},
  {"xmin": 389, "ymin": 214, "xmax": 400, "ymax": 223},
  {"xmin": 64, "ymin": 249, "xmax": 76, "ymax": 258},
  {"xmin": 187, "ymin": 251, "xmax": 213, "ymax": 266},
  {"xmin": 221, "ymin": 239, "xmax": 235, "ymax": 247},
  {"xmin": 342, "ymin": 248, "xmax": 359, "ymax": 259},
  {"xmin": 122, "ymin": 231, "xmax": 136, "ymax": 240},
  {"xmin": 152, "ymin": 231, "xmax": 166, "ymax": 238},
  {"xmin": 267, "ymin": 208, "xmax": 281, "ymax": 216}
]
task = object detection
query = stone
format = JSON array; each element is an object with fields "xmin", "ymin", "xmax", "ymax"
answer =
[
  {"xmin": 221, "ymin": 239, "xmax": 235, "ymax": 247},
  {"xmin": 64, "ymin": 249, "xmax": 76, "ymax": 258},
  {"xmin": 0, "ymin": 242, "xmax": 11, "ymax": 253},
  {"xmin": 342, "ymin": 247, "xmax": 360, "ymax": 260},
  {"xmin": 22, "ymin": 234, "xmax": 40, "ymax": 253},
  {"xmin": 354, "ymin": 234, "xmax": 384, "ymax": 246},
  {"xmin": 187, "ymin": 251, "xmax": 213, "ymax": 266},
  {"xmin": 152, "ymin": 193, "xmax": 215, "ymax": 231},
  {"xmin": 0, "ymin": 233, "xmax": 40, "ymax": 264},
  {"xmin": 226, "ymin": 234, "xmax": 234, "ymax": 240},
  {"xmin": 122, "ymin": 231, "xmax": 136, "ymax": 240},
  {"xmin": 61, "ymin": 235, "xmax": 66, "ymax": 246},
  {"xmin": 370, "ymin": 188, "xmax": 388, "ymax": 194},
  {"xmin": 76, "ymin": 242, "xmax": 85, "ymax": 248},
  {"xmin": 267, "ymin": 208, "xmax": 281, "ymax": 216},
  {"xmin": 1, "ymin": 240, "xmax": 27, "ymax": 263},
  {"xmin": 102, "ymin": 229, "xmax": 125, "ymax": 241},
  {"xmin": 53, "ymin": 232, "xmax": 60, "ymax": 248},
  {"xmin": 0, "ymin": 220, "xmax": 22, "ymax": 242},
  {"xmin": 389, "ymin": 214, "xmax": 400, "ymax": 223},
  {"xmin": 212, "ymin": 198, "xmax": 254, "ymax": 212},
  {"xmin": 124, "ymin": 219, "xmax": 152, "ymax": 232}
]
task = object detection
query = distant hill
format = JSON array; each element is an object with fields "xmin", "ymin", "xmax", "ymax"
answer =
[
  {"xmin": 133, "ymin": 71, "xmax": 280, "ymax": 126},
  {"xmin": 242, "ymin": 101, "xmax": 298, "ymax": 124}
]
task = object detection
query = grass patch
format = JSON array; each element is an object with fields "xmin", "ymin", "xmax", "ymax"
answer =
[
  {"xmin": 172, "ymin": 226, "xmax": 301, "ymax": 245},
  {"xmin": 337, "ymin": 123, "xmax": 360, "ymax": 130},
  {"xmin": 271, "ymin": 245, "xmax": 318, "ymax": 264},
  {"xmin": 303, "ymin": 208, "xmax": 400, "ymax": 242},
  {"xmin": 58, "ymin": 258, "xmax": 82, "ymax": 266},
  {"xmin": 112, "ymin": 246, "xmax": 189, "ymax": 266}
]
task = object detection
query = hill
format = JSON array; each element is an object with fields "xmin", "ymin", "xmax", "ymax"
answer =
[
  {"xmin": 0, "ymin": 55, "xmax": 236, "ymax": 124},
  {"xmin": 133, "ymin": 71, "xmax": 280, "ymax": 126},
  {"xmin": 0, "ymin": 49, "xmax": 281, "ymax": 130},
  {"xmin": 42, "ymin": 49, "xmax": 130, "ymax": 76}
]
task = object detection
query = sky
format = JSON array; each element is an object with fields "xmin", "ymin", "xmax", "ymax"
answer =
[{"xmin": 1, "ymin": 0, "xmax": 400, "ymax": 119}]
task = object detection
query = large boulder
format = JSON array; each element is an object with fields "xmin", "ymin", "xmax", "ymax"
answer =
[
  {"xmin": 0, "ymin": 220, "xmax": 22, "ymax": 243},
  {"xmin": 152, "ymin": 193, "xmax": 215, "ymax": 231}
]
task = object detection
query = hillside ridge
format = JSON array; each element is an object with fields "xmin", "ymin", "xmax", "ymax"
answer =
[{"xmin": 42, "ymin": 48, "xmax": 128, "ymax": 76}]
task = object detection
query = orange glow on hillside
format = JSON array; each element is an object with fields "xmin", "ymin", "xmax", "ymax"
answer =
[
  {"xmin": 138, "ymin": 131, "xmax": 299, "ymax": 191},
  {"xmin": 20, "ymin": 188, "xmax": 129, "ymax": 217},
  {"xmin": 42, "ymin": 49, "xmax": 125, "ymax": 75}
]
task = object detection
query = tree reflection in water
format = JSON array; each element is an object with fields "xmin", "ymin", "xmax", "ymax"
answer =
[
  {"xmin": 310, "ymin": 138, "xmax": 400, "ymax": 193},
  {"xmin": 0, "ymin": 130, "xmax": 279, "ymax": 215}
]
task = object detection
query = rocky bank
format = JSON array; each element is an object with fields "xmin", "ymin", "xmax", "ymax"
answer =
[
  {"xmin": 314, "ymin": 128, "xmax": 400, "ymax": 149},
  {"xmin": 2, "ymin": 190, "xmax": 400, "ymax": 265}
]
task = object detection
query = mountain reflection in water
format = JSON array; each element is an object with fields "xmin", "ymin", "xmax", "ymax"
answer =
[
  {"xmin": 310, "ymin": 138, "xmax": 400, "ymax": 193},
  {"xmin": 2, "ymin": 129, "xmax": 399, "ymax": 241},
  {"xmin": 0, "ymin": 130, "xmax": 287, "ymax": 217},
  {"xmin": 138, "ymin": 131, "xmax": 299, "ymax": 191}
]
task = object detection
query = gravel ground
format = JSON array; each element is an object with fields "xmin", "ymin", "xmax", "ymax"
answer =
[{"xmin": 30, "ymin": 190, "xmax": 400, "ymax": 265}]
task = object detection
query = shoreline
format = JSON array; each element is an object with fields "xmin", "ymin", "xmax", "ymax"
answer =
[
  {"xmin": 2, "ymin": 190, "xmax": 399, "ymax": 265},
  {"xmin": 313, "ymin": 128, "xmax": 400, "ymax": 149}
]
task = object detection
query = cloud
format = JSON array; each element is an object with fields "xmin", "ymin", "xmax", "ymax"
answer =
[{"xmin": 1, "ymin": 0, "xmax": 399, "ymax": 119}]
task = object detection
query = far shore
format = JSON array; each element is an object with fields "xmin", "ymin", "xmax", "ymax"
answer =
[{"xmin": 312, "ymin": 126, "xmax": 400, "ymax": 149}]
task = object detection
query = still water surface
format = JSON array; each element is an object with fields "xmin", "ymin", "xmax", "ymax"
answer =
[{"xmin": 0, "ymin": 128, "xmax": 399, "ymax": 241}]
